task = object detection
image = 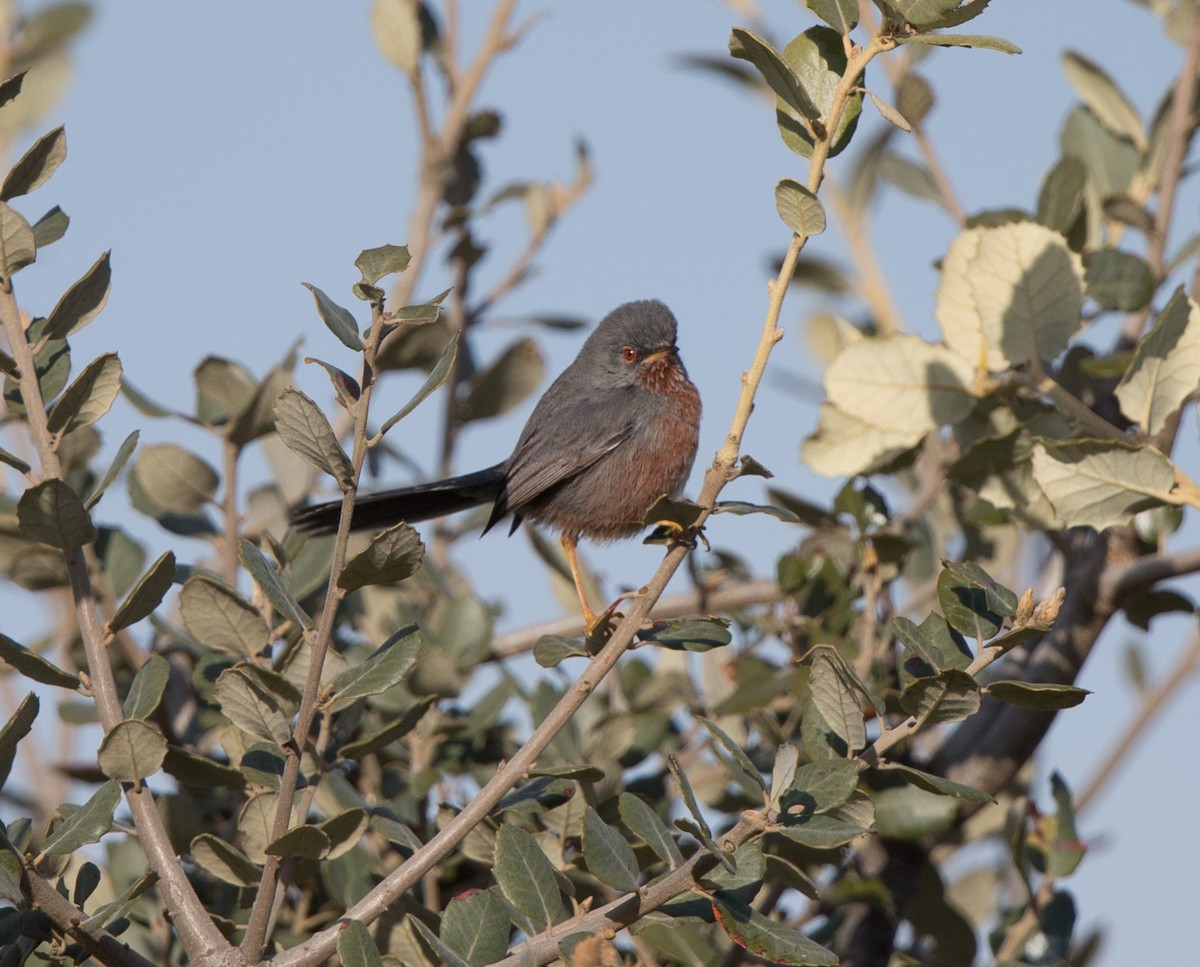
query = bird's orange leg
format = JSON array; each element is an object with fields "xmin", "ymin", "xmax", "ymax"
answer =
[{"xmin": 561, "ymin": 533, "xmax": 601, "ymax": 630}]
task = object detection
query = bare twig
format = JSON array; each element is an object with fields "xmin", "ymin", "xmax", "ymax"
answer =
[{"xmin": 1121, "ymin": 4, "xmax": 1200, "ymax": 344}]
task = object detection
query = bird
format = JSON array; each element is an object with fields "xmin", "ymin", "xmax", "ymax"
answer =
[{"xmin": 291, "ymin": 299, "xmax": 702, "ymax": 628}]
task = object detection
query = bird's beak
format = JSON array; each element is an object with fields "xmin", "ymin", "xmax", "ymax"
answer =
[{"xmin": 642, "ymin": 346, "xmax": 677, "ymax": 364}]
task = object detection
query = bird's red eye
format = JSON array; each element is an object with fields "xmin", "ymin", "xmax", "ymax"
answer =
[{"xmin": 621, "ymin": 345, "xmax": 638, "ymax": 363}]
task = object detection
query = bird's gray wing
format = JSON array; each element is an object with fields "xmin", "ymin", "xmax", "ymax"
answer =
[{"xmin": 497, "ymin": 397, "xmax": 633, "ymax": 514}]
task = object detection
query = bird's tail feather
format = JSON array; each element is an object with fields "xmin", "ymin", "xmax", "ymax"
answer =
[{"xmin": 289, "ymin": 463, "xmax": 506, "ymax": 535}]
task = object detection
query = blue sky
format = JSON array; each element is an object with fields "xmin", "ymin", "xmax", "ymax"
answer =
[{"xmin": 2, "ymin": 2, "xmax": 1196, "ymax": 964}]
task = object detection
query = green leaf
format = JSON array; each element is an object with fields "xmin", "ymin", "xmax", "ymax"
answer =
[
  {"xmin": 238, "ymin": 539, "xmax": 313, "ymax": 630},
  {"xmin": 328, "ymin": 625, "xmax": 423, "ymax": 711},
  {"xmin": 78, "ymin": 869, "xmax": 158, "ymax": 933},
  {"xmin": 122, "ymin": 654, "xmax": 170, "ymax": 719},
  {"xmin": 878, "ymin": 763, "xmax": 992, "ymax": 803},
  {"xmin": 728, "ymin": 28, "xmax": 819, "ymax": 122},
  {"xmin": 619, "ymin": 792, "xmax": 683, "ymax": 867},
  {"xmin": 226, "ymin": 365, "xmax": 292, "ymax": 447},
  {"xmin": 42, "ymin": 251, "xmax": 112, "ymax": 340},
  {"xmin": 804, "ymin": 0, "xmax": 857, "ymax": 33},
  {"xmin": 774, "ymin": 178, "xmax": 826, "ymax": 236},
  {"xmin": 803, "ymin": 401, "xmax": 923, "ymax": 477},
  {"xmin": 637, "ymin": 618, "xmax": 732, "ymax": 652},
  {"xmin": 408, "ymin": 917, "xmax": 471, "ymax": 967},
  {"xmin": 775, "ymin": 26, "xmax": 863, "ymax": 159},
  {"xmin": 305, "ymin": 356, "xmax": 360, "ymax": 412},
  {"xmin": 108, "ymin": 550, "xmax": 176, "ymax": 633},
  {"xmin": 0, "ymin": 693, "xmax": 38, "ymax": 789},
  {"xmin": 303, "ymin": 282, "xmax": 362, "ymax": 351},
  {"xmin": 896, "ymin": 33, "xmax": 1021, "ymax": 54},
  {"xmin": 774, "ymin": 814, "xmax": 869, "ymax": 849},
  {"xmin": 871, "ymin": 783, "xmax": 957, "ymax": 838},
  {"xmin": 986, "ymin": 680, "xmax": 1090, "ymax": 710},
  {"xmin": 937, "ymin": 560, "xmax": 1016, "ymax": 639},
  {"xmin": 0, "ymin": 633, "xmax": 78, "ymax": 689},
  {"xmin": 267, "ymin": 824, "xmax": 330, "ymax": 860},
  {"xmin": 163, "ymin": 745, "xmax": 246, "ymax": 789},
  {"xmin": 1031, "ymin": 439, "xmax": 1176, "ymax": 530},
  {"xmin": 194, "ymin": 355, "xmax": 256, "ymax": 426},
  {"xmin": 787, "ymin": 758, "xmax": 860, "ymax": 816},
  {"xmin": 274, "ymin": 387, "xmax": 354, "ymax": 488},
  {"xmin": 1116, "ymin": 287, "xmax": 1200, "ymax": 435},
  {"xmin": 337, "ymin": 521, "xmax": 425, "ymax": 590},
  {"xmin": 582, "ymin": 809, "xmax": 640, "ymax": 893},
  {"xmin": 98, "ymin": 719, "xmax": 167, "ymax": 783},
  {"xmin": 46, "ymin": 351, "xmax": 122, "ymax": 436},
  {"xmin": 1061, "ymin": 51, "xmax": 1144, "ymax": 148},
  {"xmin": 879, "ymin": 152, "xmax": 938, "ymax": 201},
  {"xmin": 0, "ymin": 200, "xmax": 35, "ymax": 276},
  {"xmin": 698, "ymin": 716, "xmax": 767, "ymax": 793},
  {"xmin": 714, "ymin": 499, "xmax": 800, "ymax": 523},
  {"xmin": 340, "ymin": 696, "xmax": 436, "ymax": 759},
  {"xmin": 825, "ymin": 333, "xmax": 976, "ymax": 435},
  {"xmin": 0, "ymin": 71, "xmax": 26, "ymax": 109},
  {"xmin": 1084, "ymin": 249, "xmax": 1154, "ymax": 312},
  {"xmin": 1045, "ymin": 772, "xmax": 1086, "ymax": 876},
  {"xmin": 899, "ymin": 669, "xmax": 981, "ymax": 726},
  {"xmin": 936, "ymin": 222, "xmax": 1084, "ymax": 370},
  {"xmin": 32, "ymin": 204, "xmax": 69, "ymax": 247},
  {"xmin": 179, "ymin": 575, "xmax": 268, "ymax": 656},
  {"xmin": 17, "ymin": 478, "xmax": 97, "ymax": 549},
  {"xmin": 214, "ymin": 666, "xmax": 292, "ymax": 747},
  {"xmin": 533, "ymin": 634, "xmax": 588, "ymax": 668},
  {"xmin": 892, "ymin": 613, "xmax": 971, "ymax": 673},
  {"xmin": 310, "ymin": 810, "xmax": 364, "ymax": 863},
  {"xmin": 712, "ymin": 891, "xmax": 838, "ymax": 965},
  {"xmin": 378, "ymin": 331, "xmax": 459, "ymax": 436},
  {"xmin": 84, "ymin": 429, "xmax": 139, "ymax": 511},
  {"xmin": 41, "ymin": 780, "xmax": 121, "ymax": 857},
  {"xmin": 190, "ymin": 833, "xmax": 260, "ymax": 886},
  {"xmin": 492, "ymin": 824, "xmax": 568, "ymax": 930},
  {"xmin": 441, "ymin": 887, "xmax": 511, "ymax": 967},
  {"xmin": 767, "ymin": 743, "xmax": 800, "ymax": 814},
  {"xmin": 1036, "ymin": 156, "xmax": 1086, "ymax": 233},
  {"xmin": 1, "ymin": 125, "xmax": 66, "ymax": 200},
  {"xmin": 132, "ymin": 443, "xmax": 219, "ymax": 514},
  {"xmin": 457, "ymin": 337, "xmax": 544, "ymax": 423},
  {"xmin": 355, "ymin": 243, "xmax": 411, "ymax": 285},
  {"xmin": 0, "ymin": 444, "xmax": 30, "ymax": 473},
  {"xmin": 806, "ymin": 648, "xmax": 866, "ymax": 753}
]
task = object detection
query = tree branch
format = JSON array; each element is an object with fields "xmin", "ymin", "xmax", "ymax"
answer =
[{"xmin": 0, "ymin": 285, "xmax": 232, "ymax": 964}]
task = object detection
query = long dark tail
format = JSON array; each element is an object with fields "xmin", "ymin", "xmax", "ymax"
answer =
[{"xmin": 290, "ymin": 463, "xmax": 507, "ymax": 535}]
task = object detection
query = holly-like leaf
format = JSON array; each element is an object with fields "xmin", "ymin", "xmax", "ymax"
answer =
[
  {"xmin": 619, "ymin": 792, "xmax": 683, "ymax": 867},
  {"xmin": 328, "ymin": 625, "xmax": 423, "ymax": 711},
  {"xmin": 712, "ymin": 891, "xmax": 838, "ymax": 965},
  {"xmin": 17, "ymin": 479, "xmax": 97, "ymax": 549},
  {"xmin": 0, "ymin": 200, "xmax": 36, "ymax": 277},
  {"xmin": 337, "ymin": 522, "xmax": 425, "ymax": 590},
  {"xmin": 190, "ymin": 833, "xmax": 260, "ymax": 886},
  {"xmin": 441, "ymin": 887, "xmax": 511, "ymax": 967},
  {"xmin": 0, "ymin": 634, "xmax": 78, "ymax": 689},
  {"xmin": 378, "ymin": 331, "xmax": 459, "ymax": 436},
  {"xmin": 108, "ymin": 551, "xmax": 175, "ymax": 633},
  {"xmin": 239, "ymin": 539, "xmax": 313, "ymax": 630},
  {"xmin": 132, "ymin": 443, "xmax": 219, "ymax": 514},
  {"xmin": 899, "ymin": 669, "xmax": 982, "ymax": 726},
  {"xmin": 178, "ymin": 575, "xmax": 268, "ymax": 656},
  {"xmin": 213, "ymin": 667, "xmax": 291, "ymax": 748},
  {"xmin": 355, "ymin": 243, "xmax": 411, "ymax": 285}
]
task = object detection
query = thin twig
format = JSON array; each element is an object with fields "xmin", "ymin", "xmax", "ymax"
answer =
[
  {"xmin": 0, "ymin": 284, "xmax": 231, "ymax": 962},
  {"xmin": 1121, "ymin": 4, "xmax": 1200, "ymax": 344},
  {"xmin": 1075, "ymin": 629, "xmax": 1200, "ymax": 814}
]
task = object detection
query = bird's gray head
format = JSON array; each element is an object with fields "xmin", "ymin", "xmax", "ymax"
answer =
[{"xmin": 577, "ymin": 299, "xmax": 682, "ymax": 386}]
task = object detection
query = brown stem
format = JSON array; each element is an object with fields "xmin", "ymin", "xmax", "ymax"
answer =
[{"xmin": 0, "ymin": 285, "xmax": 231, "ymax": 963}]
